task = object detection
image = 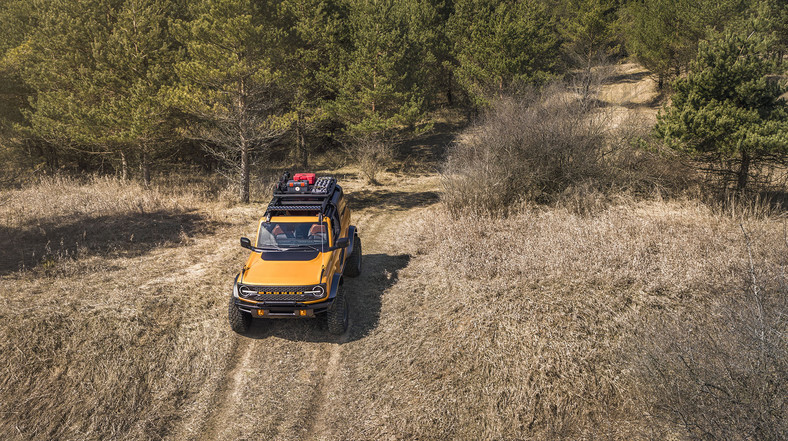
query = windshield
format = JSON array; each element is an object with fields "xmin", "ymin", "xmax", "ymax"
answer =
[{"xmin": 257, "ymin": 221, "xmax": 330, "ymax": 249}]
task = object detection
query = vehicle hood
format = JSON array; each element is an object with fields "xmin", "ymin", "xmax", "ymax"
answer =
[{"xmin": 240, "ymin": 252, "xmax": 325, "ymax": 286}]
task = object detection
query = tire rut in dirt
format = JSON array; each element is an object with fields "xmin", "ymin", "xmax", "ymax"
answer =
[{"xmin": 196, "ymin": 337, "xmax": 253, "ymax": 441}]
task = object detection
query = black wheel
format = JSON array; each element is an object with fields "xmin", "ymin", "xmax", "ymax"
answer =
[
  {"xmin": 344, "ymin": 236, "xmax": 362, "ymax": 277},
  {"xmin": 228, "ymin": 295, "xmax": 251, "ymax": 334},
  {"xmin": 326, "ymin": 284, "xmax": 349, "ymax": 335}
]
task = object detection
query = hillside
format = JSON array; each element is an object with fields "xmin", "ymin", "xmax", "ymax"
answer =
[{"xmin": 1, "ymin": 65, "xmax": 786, "ymax": 440}]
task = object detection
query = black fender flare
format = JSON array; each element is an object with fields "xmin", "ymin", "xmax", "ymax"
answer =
[
  {"xmin": 328, "ymin": 272, "xmax": 343, "ymax": 300},
  {"xmin": 347, "ymin": 225, "xmax": 358, "ymax": 252},
  {"xmin": 232, "ymin": 273, "xmax": 240, "ymax": 297}
]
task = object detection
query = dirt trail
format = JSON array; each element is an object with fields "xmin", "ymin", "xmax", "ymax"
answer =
[
  {"xmin": 165, "ymin": 173, "xmax": 440, "ymax": 441},
  {"xmin": 198, "ymin": 339, "xmax": 254, "ymax": 440}
]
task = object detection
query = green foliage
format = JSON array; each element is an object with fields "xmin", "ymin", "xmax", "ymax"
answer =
[
  {"xmin": 655, "ymin": 32, "xmax": 788, "ymax": 190},
  {"xmin": 170, "ymin": 0, "xmax": 289, "ymax": 201},
  {"xmin": 330, "ymin": 0, "xmax": 437, "ymax": 137},
  {"xmin": 5, "ymin": 0, "xmax": 181, "ymax": 181},
  {"xmin": 0, "ymin": 0, "xmax": 32, "ymax": 146},
  {"xmin": 622, "ymin": 0, "xmax": 751, "ymax": 88},
  {"xmin": 557, "ymin": 0, "xmax": 621, "ymax": 67},
  {"xmin": 1, "ymin": 0, "xmax": 785, "ymax": 197},
  {"xmin": 279, "ymin": 0, "xmax": 349, "ymax": 165},
  {"xmin": 448, "ymin": 0, "xmax": 561, "ymax": 107}
]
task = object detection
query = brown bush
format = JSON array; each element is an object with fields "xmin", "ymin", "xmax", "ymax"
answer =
[
  {"xmin": 442, "ymin": 83, "xmax": 693, "ymax": 215},
  {"xmin": 346, "ymin": 136, "xmax": 394, "ymax": 184}
]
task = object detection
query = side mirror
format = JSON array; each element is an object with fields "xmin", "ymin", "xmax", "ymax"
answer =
[
  {"xmin": 240, "ymin": 237, "xmax": 253, "ymax": 249},
  {"xmin": 334, "ymin": 237, "xmax": 349, "ymax": 249}
]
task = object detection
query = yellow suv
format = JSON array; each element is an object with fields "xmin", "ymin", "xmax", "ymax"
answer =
[{"xmin": 229, "ymin": 172, "xmax": 362, "ymax": 335}]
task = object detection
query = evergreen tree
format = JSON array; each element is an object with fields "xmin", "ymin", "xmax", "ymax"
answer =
[
  {"xmin": 622, "ymin": 0, "xmax": 751, "ymax": 89},
  {"xmin": 558, "ymin": 0, "xmax": 620, "ymax": 70},
  {"xmin": 14, "ymin": 0, "xmax": 120, "ymax": 171},
  {"xmin": 0, "ymin": 0, "xmax": 35, "ymax": 166},
  {"xmin": 9, "ymin": 0, "xmax": 180, "ymax": 181},
  {"xmin": 280, "ymin": 0, "xmax": 349, "ymax": 167},
  {"xmin": 96, "ymin": 0, "xmax": 182, "ymax": 185},
  {"xmin": 170, "ymin": 0, "xmax": 288, "ymax": 203},
  {"xmin": 330, "ymin": 0, "xmax": 434, "ymax": 137},
  {"xmin": 447, "ymin": 0, "xmax": 561, "ymax": 107},
  {"xmin": 655, "ymin": 32, "xmax": 788, "ymax": 191}
]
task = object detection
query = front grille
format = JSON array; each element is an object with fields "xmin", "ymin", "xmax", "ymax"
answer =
[{"xmin": 238, "ymin": 284, "xmax": 324, "ymax": 303}]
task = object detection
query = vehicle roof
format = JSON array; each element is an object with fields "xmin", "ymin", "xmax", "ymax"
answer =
[{"xmin": 261, "ymin": 215, "xmax": 324, "ymax": 223}]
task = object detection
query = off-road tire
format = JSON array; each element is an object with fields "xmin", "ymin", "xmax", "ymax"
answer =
[
  {"xmin": 228, "ymin": 296, "xmax": 252, "ymax": 334},
  {"xmin": 344, "ymin": 236, "xmax": 362, "ymax": 277},
  {"xmin": 326, "ymin": 284, "xmax": 349, "ymax": 335}
]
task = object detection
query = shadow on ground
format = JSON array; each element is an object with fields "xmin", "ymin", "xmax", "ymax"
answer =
[
  {"xmin": 244, "ymin": 253, "xmax": 411, "ymax": 343},
  {"xmin": 395, "ymin": 122, "xmax": 463, "ymax": 171},
  {"xmin": 348, "ymin": 190, "xmax": 440, "ymax": 211},
  {"xmin": 602, "ymin": 69, "xmax": 651, "ymax": 85},
  {"xmin": 0, "ymin": 210, "xmax": 220, "ymax": 275}
]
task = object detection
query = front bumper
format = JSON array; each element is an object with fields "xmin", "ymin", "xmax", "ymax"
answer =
[{"xmin": 234, "ymin": 297, "xmax": 334, "ymax": 318}]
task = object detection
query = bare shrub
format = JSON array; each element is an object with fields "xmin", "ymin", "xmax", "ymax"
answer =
[
  {"xmin": 442, "ymin": 83, "xmax": 693, "ymax": 215},
  {"xmin": 346, "ymin": 136, "xmax": 394, "ymax": 184}
]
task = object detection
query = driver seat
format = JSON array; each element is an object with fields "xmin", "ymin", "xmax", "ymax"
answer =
[{"xmin": 308, "ymin": 224, "xmax": 327, "ymax": 241}]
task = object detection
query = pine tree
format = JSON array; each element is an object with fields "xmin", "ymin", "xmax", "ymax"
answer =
[
  {"xmin": 280, "ymin": 0, "xmax": 349, "ymax": 167},
  {"xmin": 622, "ymin": 0, "xmax": 751, "ymax": 89},
  {"xmin": 447, "ymin": 0, "xmax": 561, "ymax": 107},
  {"xmin": 655, "ymin": 32, "xmax": 788, "ymax": 191},
  {"xmin": 170, "ymin": 0, "xmax": 288, "ymax": 203},
  {"xmin": 96, "ymin": 0, "xmax": 182, "ymax": 185},
  {"xmin": 9, "ymin": 0, "xmax": 181, "ymax": 181},
  {"xmin": 330, "ymin": 0, "xmax": 433, "ymax": 137},
  {"xmin": 558, "ymin": 0, "xmax": 620, "ymax": 70},
  {"xmin": 0, "ymin": 0, "xmax": 35, "ymax": 164}
]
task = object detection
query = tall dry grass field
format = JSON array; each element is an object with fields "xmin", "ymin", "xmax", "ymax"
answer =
[
  {"xmin": 0, "ymin": 176, "xmax": 257, "ymax": 440},
  {"xmin": 320, "ymin": 202, "xmax": 786, "ymax": 439}
]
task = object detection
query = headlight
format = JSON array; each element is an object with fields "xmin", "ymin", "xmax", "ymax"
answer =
[
  {"xmin": 304, "ymin": 285, "xmax": 326, "ymax": 299},
  {"xmin": 237, "ymin": 285, "xmax": 257, "ymax": 298}
]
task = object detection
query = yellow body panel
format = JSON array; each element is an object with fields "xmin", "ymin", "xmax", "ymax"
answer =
[
  {"xmin": 239, "ymin": 209, "xmax": 351, "ymax": 303},
  {"xmin": 241, "ymin": 251, "xmax": 328, "ymax": 286}
]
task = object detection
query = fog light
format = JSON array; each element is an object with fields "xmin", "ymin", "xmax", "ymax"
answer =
[
  {"xmin": 299, "ymin": 310, "xmax": 307, "ymax": 316},
  {"xmin": 257, "ymin": 310, "xmax": 265, "ymax": 316}
]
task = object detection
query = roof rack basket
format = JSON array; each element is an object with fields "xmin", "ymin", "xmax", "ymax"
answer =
[{"xmin": 265, "ymin": 172, "xmax": 340, "ymax": 218}]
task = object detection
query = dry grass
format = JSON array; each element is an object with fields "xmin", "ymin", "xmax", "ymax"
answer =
[
  {"xmin": 321, "ymin": 201, "xmax": 787, "ymax": 440},
  {"xmin": 1, "ymin": 68, "xmax": 785, "ymax": 440},
  {"xmin": 442, "ymin": 83, "xmax": 693, "ymax": 216},
  {"xmin": 344, "ymin": 137, "xmax": 395, "ymax": 184},
  {"xmin": 0, "ymin": 175, "xmax": 256, "ymax": 440}
]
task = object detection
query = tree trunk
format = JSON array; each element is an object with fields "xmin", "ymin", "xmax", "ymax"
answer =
[
  {"xmin": 120, "ymin": 150, "xmax": 129, "ymax": 181},
  {"xmin": 446, "ymin": 70, "xmax": 453, "ymax": 106},
  {"xmin": 737, "ymin": 151, "xmax": 751, "ymax": 192},
  {"xmin": 140, "ymin": 149, "xmax": 151, "ymax": 188},
  {"xmin": 297, "ymin": 111, "xmax": 307, "ymax": 168},
  {"xmin": 240, "ymin": 143, "xmax": 250, "ymax": 203}
]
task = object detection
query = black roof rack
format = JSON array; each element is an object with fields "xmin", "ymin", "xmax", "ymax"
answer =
[{"xmin": 264, "ymin": 172, "xmax": 341, "ymax": 218}]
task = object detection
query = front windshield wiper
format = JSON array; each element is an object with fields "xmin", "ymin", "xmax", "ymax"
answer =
[
  {"xmin": 287, "ymin": 244, "xmax": 326, "ymax": 252},
  {"xmin": 256, "ymin": 245, "xmax": 289, "ymax": 251},
  {"xmin": 256, "ymin": 244, "xmax": 324, "ymax": 252}
]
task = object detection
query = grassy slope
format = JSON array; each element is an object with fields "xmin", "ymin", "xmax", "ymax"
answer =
[
  {"xmin": 1, "ymin": 65, "xmax": 785, "ymax": 440},
  {"xmin": 324, "ymin": 202, "xmax": 786, "ymax": 439}
]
